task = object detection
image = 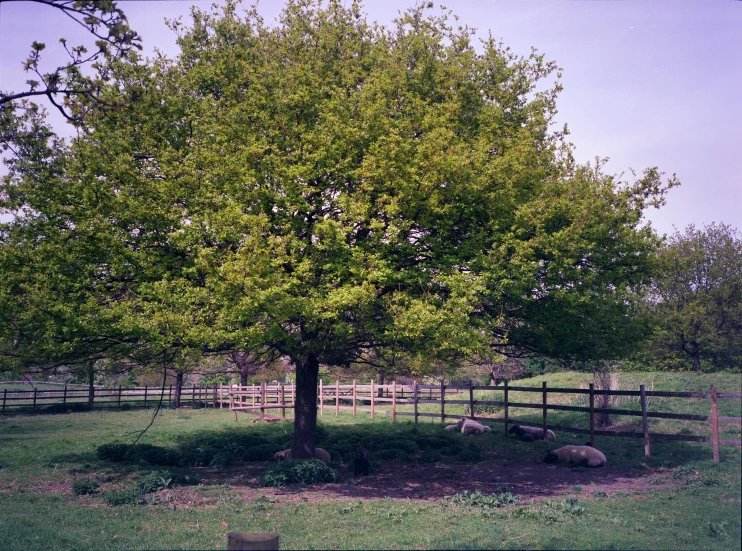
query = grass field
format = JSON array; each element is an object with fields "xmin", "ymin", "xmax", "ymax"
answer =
[{"xmin": 1, "ymin": 371, "xmax": 740, "ymax": 550}]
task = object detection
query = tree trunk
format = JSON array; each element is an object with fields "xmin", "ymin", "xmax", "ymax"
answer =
[
  {"xmin": 174, "ymin": 371, "xmax": 184, "ymax": 408},
  {"xmin": 692, "ymin": 353, "xmax": 702, "ymax": 373},
  {"xmin": 291, "ymin": 354, "xmax": 319, "ymax": 460},
  {"xmin": 240, "ymin": 367, "xmax": 249, "ymax": 387},
  {"xmin": 378, "ymin": 370, "xmax": 385, "ymax": 398}
]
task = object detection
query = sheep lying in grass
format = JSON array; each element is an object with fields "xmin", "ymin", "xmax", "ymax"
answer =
[
  {"xmin": 543, "ymin": 445, "xmax": 606, "ymax": 468},
  {"xmin": 353, "ymin": 446, "xmax": 370, "ymax": 477},
  {"xmin": 509, "ymin": 424, "xmax": 556, "ymax": 441},
  {"xmin": 274, "ymin": 447, "xmax": 331, "ymax": 465},
  {"xmin": 444, "ymin": 424, "xmax": 460, "ymax": 431},
  {"xmin": 458, "ymin": 417, "xmax": 492, "ymax": 435}
]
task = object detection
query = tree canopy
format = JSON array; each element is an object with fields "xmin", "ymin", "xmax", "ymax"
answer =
[
  {"xmin": 641, "ymin": 223, "xmax": 742, "ymax": 371},
  {"xmin": 1, "ymin": 0, "xmax": 678, "ymax": 455}
]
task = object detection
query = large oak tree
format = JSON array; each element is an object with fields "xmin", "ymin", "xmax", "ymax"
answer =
[{"xmin": 1, "ymin": 1, "xmax": 677, "ymax": 457}]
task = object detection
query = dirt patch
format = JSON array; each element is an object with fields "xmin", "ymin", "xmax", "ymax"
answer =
[{"xmin": 194, "ymin": 453, "xmax": 679, "ymax": 504}]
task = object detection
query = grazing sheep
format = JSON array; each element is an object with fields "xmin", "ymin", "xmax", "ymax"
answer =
[
  {"xmin": 353, "ymin": 446, "xmax": 370, "ymax": 477},
  {"xmin": 460, "ymin": 418, "xmax": 492, "ymax": 435},
  {"xmin": 274, "ymin": 447, "xmax": 332, "ymax": 465},
  {"xmin": 543, "ymin": 445, "xmax": 606, "ymax": 468},
  {"xmin": 508, "ymin": 424, "xmax": 556, "ymax": 441}
]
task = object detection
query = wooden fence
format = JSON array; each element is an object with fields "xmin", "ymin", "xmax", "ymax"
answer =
[
  {"xmin": 228, "ymin": 380, "xmax": 742, "ymax": 463},
  {"xmin": 1, "ymin": 384, "xmax": 223, "ymax": 412},
  {"xmin": 3, "ymin": 379, "xmax": 740, "ymax": 463}
]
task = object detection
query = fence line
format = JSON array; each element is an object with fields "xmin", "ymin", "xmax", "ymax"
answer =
[{"xmin": 3, "ymin": 379, "xmax": 740, "ymax": 463}]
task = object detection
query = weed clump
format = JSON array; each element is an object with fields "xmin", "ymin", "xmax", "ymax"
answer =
[
  {"xmin": 71, "ymin": 478, "xmax": 100, "ymax": 495},
  {"xmin": 261, "ymin": 459, "xmax": 340, "ymax": 487}
]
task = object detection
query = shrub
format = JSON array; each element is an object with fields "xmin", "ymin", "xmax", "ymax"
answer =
[
  {"xmin": 419, "ymin": 450, "xmax": 443, "ymax": 463},
  {"xmin": 456, "ymin": 443, "xmax": 484, "ymax": 462},
  {"xmin": 71, "ymin": 479, "xmax": 100, "ymax": 495},
  {"xmin": 261, "ymin": 459, "xmax": 340, "ymax": 487},
  {"xmin": 96, "ymin": 443, "xmax": 181, "ymax": 466}
]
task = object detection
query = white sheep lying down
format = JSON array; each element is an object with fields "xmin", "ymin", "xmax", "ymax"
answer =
[
  {"xmin": 543, "ymin": 445, "xmax": 606, "ymax": 468},
  {"xmin": 509, "ymin": 424, "xmax": 556, "ymax": 441},
  {"xmin": 457, "ymin": 417, "xmax": 492, "ymax": 435},
  {"xmin": 274, "ymin": 447, "xmax": 331, "ymax": 465}
]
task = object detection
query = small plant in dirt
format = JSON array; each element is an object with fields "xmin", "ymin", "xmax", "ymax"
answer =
[
  {"xmin": 261, "ymin": 459, "xmax": 340, "ymax": 487},
  {"xmin": 100, "ymin": 469, "xmax": 178, "ymax": 506},
  {"xmin": 71, "ymin": 478, "xmax": 100, "ymax": 495},
  {"xmin": 444, "ymin": 490, "xmax": 520, "ymax": 509}
]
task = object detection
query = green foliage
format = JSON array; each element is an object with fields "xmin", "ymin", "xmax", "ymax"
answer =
[
  {"xmin": 455, "ymin": 443, "xmax": 485, "ymax": 462},
  {"xmin": 261, "ymin": 459, "xmax": 340, "ymax": 487},
  {"xmin": 641, "ymin": 223, "xmax": 742, "ymax": 371},
  {"xmin": 71, "ymin": 478, "xmax": 100, "ymax": 496},
  {"xmin": 444, "ymin": 489, "xmax": 520, "ymax": 510},
  {"xmin": 374, "ymin": 449, "xmax": 410, "ymax": 462}
]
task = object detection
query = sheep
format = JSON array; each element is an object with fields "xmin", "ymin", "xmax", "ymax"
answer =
[
  {"xmin": 459, "ymin": 418, "xmax": 492, "ymax": 435},
  {"xmin": 353, "ymin": 446, "xmax": 370, "ymax": 477},
  {"xmin": 508, "ymin": 424, "xmax": 556, "ymax": 441},
  {"xmin": 444, "ymin": 424, "xmax": 460, "ymax": 431},
  {"xmin": 543, "ymin": 445, "xmax": 606, "ymax": 468},
  {"xmin": 274, "ymin": 447, "xmax": 332, "ymax": 465}
]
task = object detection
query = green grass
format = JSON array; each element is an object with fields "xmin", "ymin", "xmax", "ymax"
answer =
[{"xmin": 1, "ymin": 371, "xmax": 740, "ymax": 550}]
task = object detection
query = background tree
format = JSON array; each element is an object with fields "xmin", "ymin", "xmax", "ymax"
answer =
[{"xmin": 642, "ymin": 223, "xmax": 742, "ymax": 371}]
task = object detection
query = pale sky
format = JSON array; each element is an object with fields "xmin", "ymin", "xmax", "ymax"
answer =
[{"xmin": 1, "ymin": 0, "xmax": 740, "ymax": 236}]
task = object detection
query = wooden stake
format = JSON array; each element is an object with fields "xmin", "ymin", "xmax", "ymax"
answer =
[
  {"xmin": 335, "ymin": 380, "xmax": 340, "ymax": 416},
  {"xmin": 640, "ymin": 384, "xmax": 650, "ymax": 458},
  {"xmin": 63, "ymin": 384, "xmax": 67, "ymax": 405},
  {"xmin": 352, "ymin": 380, "xmax": 357, "ymax": 416},
  {"xmin": 414, "ymin": 380, "xmax": 419, "ymax": 426},
  {"xmin": 280, "ymin": 384, "xmax": 285, "ymax": 419},
  {"xmin": 711, "ymin": 384, "xmax": 720, "ymax": 463},
  {"xmin": 260, "ymin": 383, "xmax": 266, "ymax": 422},
  {"xmin": 226, "ymin": 532, "xmax": 278, "ymax": 550},
  {"xmin": 144, "ymin": 385, "xmax": 148, "ymax": 408},
  {"xmin": 118, "ymin": 385, "xmax": 122, "ymax": 408},
  {"xmin": 503, "ymin": 380, "xmax": 509, "ymax": 435},
  {"xmin": 2, "ymin": 389, "xmax": 5, "ymax": 413},
  {"xmin": 469, "ymin": 381, "xmax": 475, "ymax": 419},
  {"xmin": 440, "ymin": 381, "xmax": 445, "ymax": 424},
  {"xmin": 542, "ymin": 381, "xmax": 548, "ymax": 440},
  {"xmin": 370, "ymin": 380, "xmax": 375, "ymax": 420},
  {"xmin": 392, "ymin": 380, "xmax": 397, "ymax": 424},
  {"xmin": 589, "ymin": 383, "xmax": 595, "ymax": 446}
]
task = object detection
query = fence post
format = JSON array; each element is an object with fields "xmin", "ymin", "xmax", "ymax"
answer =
[
  {"xmin": 542, "ymin": 381, "xmax": 548, "ymax": 439},
  {"xmin": 143, "ymin": 385, "xmax": 148, "ymax": 407},
  {"xmin": 370, "ymin": 379, "xmax": 375, "ymax": 420},
  {"xmin": 352, "ymin": 380, "xmax": 357, "ymax": 416},
  {"xmin": 2, "ymin": 389, "xmax": 6, "ymax": 413},
  {"xmin": 213, "ymin": 386, "xmax": 217, "ymax": 409},
  {"xmin": 711, "ymin": 384, "xmax": 720, "ymax": 463},
  {"xmin": 118, "ymin": 385, "xmax": 122, "ymax": 408},
  {"xmin": 440, "ymin": 381, "xmax": 445, "ymax": 424},
  {"xmin": 33, "ymin": 387, "xmax": 37, "ymax": 410},
  {"xmin": 639, "ymin": 384, "xmax": 650, "ymax": 458},
  {"xmin": 503, "ymin": 380, "xmax": 509, "ymax": 434},
  {"xmin": 469, "ymin": 381, "xmax": 475, "ymax": 419},
  {"xmin": 168, "ymin": 385, "xmax": 173, "ymax": 406},
  {"xmin": 260, "ymin": 383, "xmax": 266, "ymax": 422},
  {"xmin": 335, "ymin": 380, "xmax": 340, "ymax": 416},
  {"xmin": 589, "ymin": 383, "xmax": 595, "ymax": 446},
  {"xmin": 231, "ymin": 393, "xmax": 237, "ymax": 421},
  {"xmin": 392, "ymin": 380, "xmax": 397, "ymax": 424},
  {"xmin": 280, "ymin": 384, "xmax": 286, "ymax": 419},
  {"xmin": 63, "ymin": 384, "xmax": 67, "ymax": 405},
  {"xmin": 414, "ymin": 381, "xmax": 419, "ymax": 426}
]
